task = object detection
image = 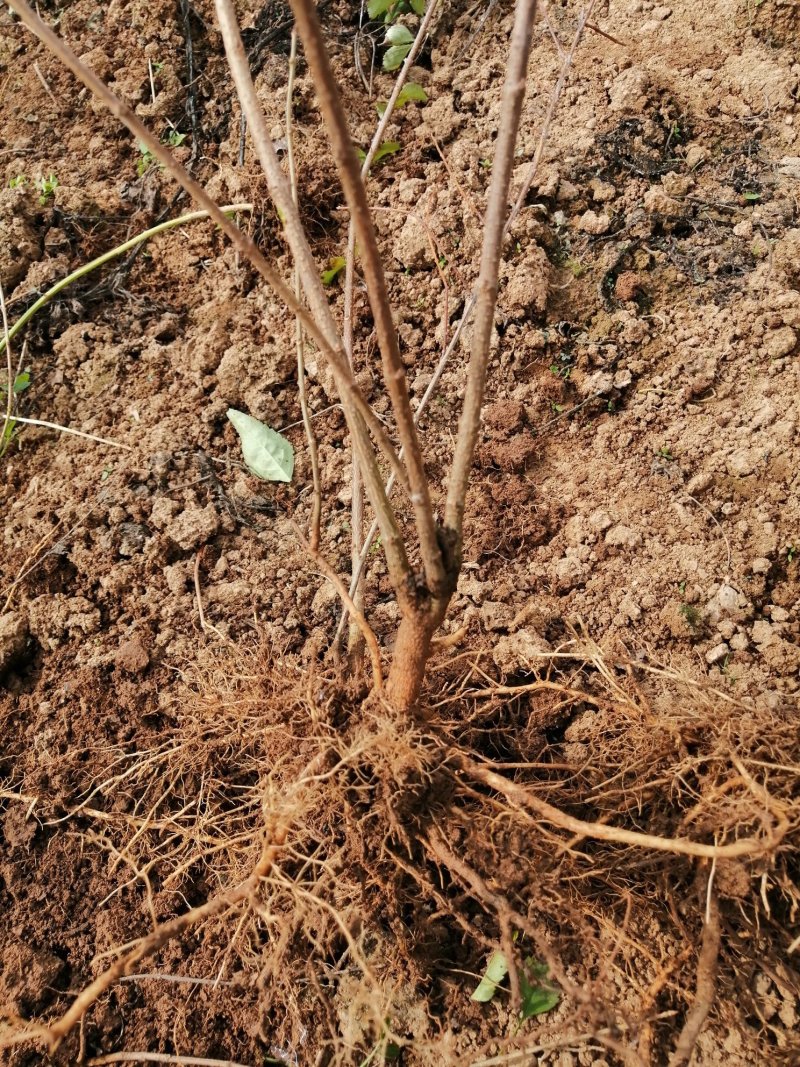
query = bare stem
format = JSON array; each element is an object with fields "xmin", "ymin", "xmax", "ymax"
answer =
[
  {"xmin": 285, "ymin": 28, "xmax": 322, "ymax": 551},
  {"xmin": 341, "ymin": 0, "xmax": 439, "ymax": 649},
  {"xmin": 289, "ymin": 0, "xmax": 449, "ymax": 599},
  {"xmin": 211, "ymin": 0, "xmax": 415, "ymax": 605},
  {"xmin": 445, "ymin": 0, "xmax": 540, "ymax": 548}
]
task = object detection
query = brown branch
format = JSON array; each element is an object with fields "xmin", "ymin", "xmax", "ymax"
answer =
[
  {"xmin": 445, "ymin": 0, "xmax": 539, "ymax": 548},
  {"xmin": 288, "ymin": 0, "xmax": 449, "ymax": 599},
  {"xmin": 212, "ymin": 0, "xmax": 415, "ymax": 596},
  {"xmin": 285, "ymin": 28, "xmax": 322, "ymax": 552},
  {"xmin": 458, "ymin": 756, "xmax": 786, "ymax": 860},
  {"xmin": 89, "ymin": 1054, "xmax": 253, "ymax": 1067}
]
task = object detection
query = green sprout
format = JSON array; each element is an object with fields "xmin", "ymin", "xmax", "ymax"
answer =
[
  {"xmin": 322, "ymin": 257, "xmax": 347, "ymax": 286},
  {"xmin": 36, "ymin": 173, "xmax": 59, "ymax": 204},
  {"xmin": 8, "ymin": 174, "xmax": 28, "ymax": 189}
]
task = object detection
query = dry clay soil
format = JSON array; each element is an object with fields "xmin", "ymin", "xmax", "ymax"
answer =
[{"xmin": 1, "ymin": 0, "xmax": 800, "ymax": 1064}]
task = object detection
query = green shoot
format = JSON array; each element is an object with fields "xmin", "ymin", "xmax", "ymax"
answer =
[
  {"xmin": 322, "ymin": 256, "xmax": 347, "ymax": 286},
  {"xmin": 368, "ymin": 0, "xmax": 425, "ymax": 22},
  {"xmin": 471, "ymin": 950, "xmax": 560, "ymax": 1023},
  {"xmin": 36, "ymin": 173, "xmax": 59, "ymax": 204},
  {"xmin": 8, "ymin": 174, "xmax": 28, "ymax": 189}
]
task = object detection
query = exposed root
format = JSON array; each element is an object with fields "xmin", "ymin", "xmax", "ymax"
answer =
[
  {"xmin": 456, "ymin": 754, "xmax": 786, "ymax": 859},
  {"xmin": 41, "ymin": 749, "xmax": 330, "ymax": 1052},
  {"xmin": 669, "ymin": 872, "xmax": 721, "ymax": 1067},
  {"xmin": 2, "ymin": 636, "xmax": 798, "ymax": 1064}
]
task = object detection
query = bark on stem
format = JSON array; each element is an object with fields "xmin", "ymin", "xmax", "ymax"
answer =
[
  {"xmin": 445, "ymin": 0, "xmax": 539, "ymax": 551},
  {"xmin": 213, "ymin": 0, "xmax": 415, "ymax": 600},
  {"xmin": 288, "ymin": 0, "xmax": 449, "ymax": 599}
]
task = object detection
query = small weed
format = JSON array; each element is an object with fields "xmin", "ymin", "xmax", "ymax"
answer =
[
  {"xmin": 356, "ymin": 141, "xmax": 401, "ymax": 167},
  {"xmin": 137, "ymin": 131, "xmax": 188, "ymax": 176},
  {"xmin": 680, "ymin": 602, "xmax": 701, "ymax": 631},
  {"xmin": 742, "ymin": 190, "xmax": 761, "ymax": 203},
  {"xmin": 8, "ymin": 174, "xmax": 28, "ymax": 189},
  {"xmin": 549, "ymin": 351, "xmax": 573, "ymax": 381},
  {"xmin": 137, "ymin": 142, "xmax": 157, "ymax": 176},
  {"xmin": 0, "ymin": 371, "xmax": 31, "ymax": 459},
  {"xmin": 369, "ymin": 534, "xmax": 383, "ymax": 556},
  {"xmin": 164, "ymin": 129, "xmax": 187, "ymax": 148},
  {"xmin": 471, "ymin": 949, "xmax": 560, "ymax": 1025},
  {"xmin": 36, "ymin": 173, "xmax": 59, "ymax": 204},
  {"xmin": 565, "ymin": 256, "xmax": 586, "ymax": 278},
  {"xmin": 479, "ymin": 158, "xmax": 492, "ymax": 170},
  {"xmin": 657, "ymin": 445, "xmax": 674, "ymax": 460},
  {"xmin": 322, "ymin": 256, "xmax": 346, "ymax": 286},
  {"xmin": 368, "ymin": 0, "xmax": 425, "ymax": 21},
  {"xmin": 787, "ymin": 544, "xmax": 797, "ymax": 564}
]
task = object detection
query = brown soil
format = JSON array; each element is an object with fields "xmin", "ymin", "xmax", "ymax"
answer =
[{"xmin": 1, "ymin": 0, "xmax": 800, "ymax": 1064}]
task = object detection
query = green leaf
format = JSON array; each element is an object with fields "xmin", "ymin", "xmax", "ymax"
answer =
[
  {"xmin": 227, "ymin": 408, "xmax": 294, "ymax": 483},
  {"xmin": 367, "ymin": 0, "xmax": 394, "ymax": 16},
  {"xmin": 409, "ymin": 0, "xmax": 426, "ymax": 12},
  {"xmin": 383, "ymin": 23, "xmax": 414, "ymax": 46},
  {"xmin": 383, "ymin": 43, "xmax": 412, "ymax": 71},
  {"xmin": 322, "ymin": 256, "xmax": 347, "ymax": 285},
  {"xmin": 397, "ymin": 82, "xmax": 428, "ymax": 105},
  {"xmin": 373, "ymin": 141, "xmax": 401, "ymax": 165},
  {"xmin": 471, "ymin": 950, "xmax": 509, "ymax": 1002},
  {"xmin": 742, "ymin": 191, "xmax": 761, "ymax": 202},
  {"xmin": 376, "ymin": 84, "xmax": 426, "ymax": 115},
  {"xmin": 519, "ymin": 958, "xmax": 560, "ymax": 1020},
  {"xmin": 13, "ymin": 371, "xmax": 30, "ymax": 394}
]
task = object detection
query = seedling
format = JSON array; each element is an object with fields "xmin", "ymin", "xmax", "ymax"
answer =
[
  {"xmin": 0, "ymin": 371, "xmax": 31, "ymax": 458},
  {"xmin": 164, "ymin": 129, "xmax": 187, "ymax": 148},
  {"xmin": 657, "ymin": 445, "xmax": 674, "ymax": 460},
  {"xmin": 356, "ymin": 141, "xmax": 401, "ymax": 166},
  {"xmin": 322, "ymin": 256, "xmax": 347, "ymax": 286},
  {"xmin": 36, "ymin": 173, "xmax": 58, "ymax": 204},
  {"xmin": 787, "ymin": 544, "xmax": 797, "ymax": 563},
  {"xmin": 137, "ymin": 141, "xmax": 157, "ymax": 176},
  {"xmin": 8, "ymin": 174, "xmax": 28, "ymax": 189},
  {"xmin": 471, "ymin": 949, "xmax": 560, "ymax": 1024},
  {"xmin": 680, "ymin": 603, "xmax": 701, "ymax": 631}
]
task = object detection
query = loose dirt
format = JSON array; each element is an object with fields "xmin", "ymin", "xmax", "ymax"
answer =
[{"xmin": 1, "ymin": 0, "xmax": 799, "ymax": 1064}]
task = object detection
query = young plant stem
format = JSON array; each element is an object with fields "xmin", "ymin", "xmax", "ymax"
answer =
[
  {"xmin": 337, "ymin": 0, "xmax": 589, "ymax": 644},
  {"xmin": 8, "ymin": 0, "xmax": 416, "ymax": 612},
  {"xmin": 211, "ymin": 0, "xmax": 415, "ymax": 605},
  {"xmin": 341, "ymin": 0, "xmax": 439, "ymax": 656},
  {"xmin": 385, "ymin": 0, "xmax": 541, "ymax": 708},
  {"xmin": 291, "ymin": 523, "xmax": 383, "ymax": 693},
  {"xmin": 444, "ymin": 0, "xmax": 539, "ymax": 552},
  {"xmin": 285, "ymin": 28, "xmax": 322, "ymax": 552},
  {"xmin": 289, "ymin": 0, "xmax": 450, "ymax": 600}
]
